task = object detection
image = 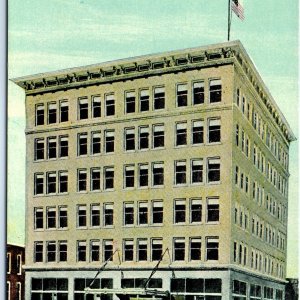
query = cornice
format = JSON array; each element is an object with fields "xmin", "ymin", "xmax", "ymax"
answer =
[{"xmin": 11, "ymin": 40, "xmax": 295, "ymax": 143}]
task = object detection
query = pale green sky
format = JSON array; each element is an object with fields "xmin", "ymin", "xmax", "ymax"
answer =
[{"xmin": 8, "ymin": 0, "xmax": 298, "ymax": 277}]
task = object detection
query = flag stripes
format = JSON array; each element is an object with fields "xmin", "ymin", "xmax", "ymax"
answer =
[{"xmin": 231, "ymin": 0, "xmax": 245, "ymax": 20}]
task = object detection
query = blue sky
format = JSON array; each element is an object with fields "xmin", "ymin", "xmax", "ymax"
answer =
[{"xmin": 8, "ymin": 0, "xmax": 298, "ymax": 277}]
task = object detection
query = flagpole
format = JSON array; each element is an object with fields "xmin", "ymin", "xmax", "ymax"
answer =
[{"xmin": 227, "ymin": 0, "xmax": 231, "ymax": 41}]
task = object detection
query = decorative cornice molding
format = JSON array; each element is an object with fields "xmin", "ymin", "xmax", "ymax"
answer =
[{"xmin": 11, "ymin": 40, "xmax": 295, "ymax": 142}]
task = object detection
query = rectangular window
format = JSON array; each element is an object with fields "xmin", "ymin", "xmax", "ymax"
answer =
[
  {"xmin": 207, "ymin": 198, "xmax": 219, "ymax": 223},
  {"xmin": 174, "ymin": 199, "xmax": 186, "ymax": 224},
  {"xmin": 152, "ymin": 162, "xmax": 164, "ymax": 186},
  {"xmin": 48, "ymin": 102, "xmax": 57, "ymax": 124},
  {"xmin": 190, "ymin": 238, "xmax": 201, "ymax": 260},
  {"xmin": 175, "ymin": 160, "xmax": 186, "ymax": 185},
  {"xmin": 154, "ymin": 87, "xmax": 165, "ymax": 110},
  {"xmin": 77, "ymin": 241, "xmax": 87, "ymax": 261},
  {"xmin": 36, "ymin": 104, "xmax": 44, "ymax": 126},
  {"xmin": 138, "ymin": 202, "xmax": 148, "ymax": 225},
  {"xmin": 208, "ymin": 118, "xmax": 221, "ymax": 143},
  {"xmin": 139, "ymin": 126, "xmax": 149, "ymax": 150},
  {"xmin": 105, "ymin": 94, "xmax": 115, "ymax": 116},
  {"xmin": 124, "ymin": 165, "xmax": 135, "ymax": 188},
  {"xmin": 190, "ymin": 199, "xmax": 202, "ymax": 223},
  {"xmin": 125, "ymin": 128, "xmax": 135, "ymax": 151},
  {"xmin": 34, "ymin": 138, "xmax": 44, "ymax": 160},
  {"xmin": 77, "ymin": 169, "xmax": 87, "ymax": 192},
  {"xmin": 16, "ymin": 254, "xmax": 22, "ymax": 274},
  {"xmin": 78, "ymin": 133, "xmax": 88, "ymax": 156},
  {"xmin": 236, "ymin": 88, "xmax": 240, "ymax": 106},
  {"xmin": 47, "ymin": 241, "xmax": 56, "ymax": 262},
  {"xmin": 59, "ymin": 171, "xmax": 68, "ymax": 193},
  {"xmin": 34, "ymin": 242, "xmax": 43, "ymax": 262},
  {"xmin": 47, "ymin": 207, "xmax": 56, "ymax": 229},
  {"xmin": 34, "ymin": 208, "xmax": 43, "ymax": 229},
  {"xmin": 207, "ymin": 158, "xmax": 220, "ymax": 183},
  {"xmin": 236, "ymin": 124, "xmax": 239, "ymax": 146},
  {"xmin": 206, "ymin": 237, "xmax": 219, "ymax": 260},
  {"xmin": 139, "ymin": 89, "xmax": 149, "ymax": 112},
  {"xmin": 6, "ymin": 252, "xmax": 11, "ymax": 274},
  {"xmin": 175, "ymin": 122, "xmax": 187, "ymax": 146},
  {"xmin": 16, "ymin": 282, "xmax": 21, "ymax": 300},
  {"xmin": 151, "ymin": 239, "xmax": 163, "ymax": 261},
  {"xmin": 124, "ymin": 240, "xmax": 134, "ymax": 261},
  {"xmin": 92, "ymin": 95, "xmax": 101, "ymax": 118},
  {"xmin": 241, "ymin": 130, "xmax": 245, "ymax": 152},
  {"xmin": 91, "ymin": 132, "xmax": 101, "ymax": 155},
  {"xmin": 34, "ymin": 173, "xmax": 44, "ymax": 195},
  {"xmin": 137, "ymin": 239, "xmax": 147, "ymax": 261},
  {"xmin": 209, "ymin": 79, "xmax": 222, "ymax": 103},
  {"xmin": 104, "ymin": 167, "xmax": 114, "ymax": 190},
  {"xmin": 47, "ymin": 172, "xmax": 56, "ymax": 194},
  {"xmin": 153, "ymin": 124, "xmax": 164, "ymax": 148},
  {"xmin": 104, "ymin": 203, "xmax": 114, "ymax": 226},
  {"xmin": 124, "ymin": 202, "xmax": 134, "ymax": 225},
  {"xmin": 125, "ymin": 91, "xmax": 135, "ymax": 113},
  {"xmin": 58, "ymin": 206, "xmax": 68, "ymax": 228},
  {"xmin": 105, "ymin": 130, "xmax": 115, "ymax": 153},
  {"xmin": 191, "ymin": 159, "xmax": 203, "ymax": 184},
  {"xmin": 192, "ymin": 120, "xmax": 204, "ymax": 144},
  {"xmin": 103, "ymin": 240, "xmax": 113, "ymax": 261},
  {"xmin": 152, "ymin": 201, "xmax": 163, "ymax": 224},
  {"xmin": 173, "ymin": 238, "xmax": 185, "ymax": 261},
  {"xmin": 138, "ymin": 164, "xmax": 149, "ymax": 187},
  {"xmin": 47, "ymin": 137, "xmax": 57, "ymax": 159},
  {"xmin": 193, "ymin": 81, "xmax": 204, "ymax": 105},
  {"xmin": 91, "ymin": 168, "xmax": 101, "ymax": 191},
  {"xmin": 59, "ymin": 241, "xmax": 67, "ymax": 262},
  {"xmin": 77, "ymin": 205, "xmax": 87, "ymax": 228},
  {"xmin": 59, "ymin": 136, "xmax": 68, "ymax": 158},
  {"xmin": 177, "ymin": 84, "xmax": 188, "ymax": 107},
  {"xmin": 78, "ymin": 97, "xmax": 88, "ymax": 120},
  {"xmin": 60, "ymin": 100, "xmax": 69, "ymax": 122},
  {"xmin": 91, "ymin": 204, "xmax": 100, "ymax": 227},
  {"xmin": 90, "ymin": 240, "xmax": 100, "ymax": 262}
]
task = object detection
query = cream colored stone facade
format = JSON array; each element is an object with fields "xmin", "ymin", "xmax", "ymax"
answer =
[{"xmin": 13, "ymin": 40, "xmax": 295, "ymax": 300}]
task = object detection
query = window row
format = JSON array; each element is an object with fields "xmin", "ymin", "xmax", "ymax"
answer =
[
  {"xmin": 34, "ymin": 236, "xmax": 219, "ymax": 264},
  {"xmin": 235, "ymin": 88, "xmax": 288, "ymax": 172},
  {"xmin": 235, "ymin": 166, "xmax": 249, "ymax": 194},
  {"xmin": 35, "ymin": 79, "xmax": 223, "ymax": 126},
  {"xmin": 266, "ymin": 194, "xmax": 286, "ymax": 223}
]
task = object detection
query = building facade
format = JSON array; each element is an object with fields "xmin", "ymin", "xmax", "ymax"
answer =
[
  {"xmin": 13, "ymin": 40, "xmax": 295, "ymax": 300},
  {"xmin": 7, "ymin": 244, "xmax": 25, "ymax": 300}
]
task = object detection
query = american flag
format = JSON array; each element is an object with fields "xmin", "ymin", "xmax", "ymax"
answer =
[{"xmin": 231, "ymin": 0, "xmax": 245, "ymax": 20}]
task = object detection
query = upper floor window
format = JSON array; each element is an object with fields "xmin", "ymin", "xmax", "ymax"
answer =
[
  {"xmin": 175, "ymin": 122, "xmax": 187, "ymax": 146},
  {"xmin": 207, "ymin": 158, "xmax": 220, "ymax": 183},
  {"xmin": 193, "ymin": 81, "xmax": 204, "ymax": 105},
  {"xmin": 91, "ymin": 168, "xmax": 101, "ymax": 191},
  {"xmin": 139, "ymin": 126, "xmax": 149, "ymax": 150},
  {"xmin": 153, "ymin": 124, "xmax": 164, "ymax": 148},
  {"xmin": 125, "ymin": 128, "xmax": 135, "ymax": 151},
  {"xmin": 6, "ymin": 253, "xmax": 11, "ymax": 274},
  {"xmin": 125, "ymin": 91, "xmax": 135, "ymax": 114},
  {"xmin": 154, "ymin": 87, "xmax": 165, "ymax": 110},
  {"xmin": 137, "ymin": 239, "xmax": 147, "ymax": 261},
  {"xmin": 59, "ymin": 136, "xmax": 68, "ymax": 158},
  {"xmin": 138, "ymin": 202, "xmax": 148, "ymax": 225},
  {"xmin": 78, "ymin": 98, "xmax": 88, "ymax": 120},
  {"xmin": 47, "ymin": 241, "xmax": 56, "ymax": 262},
  {"xmin": 124, "ymin": 202, "xmax": 134, "ymax": 226},
  {"xmin": 207, "ymin": 198, "xmax": 219, "ymax": 223},
  {"xmin": 90, "ymin": 204, "xmax": 100, "ymax": 227},
  {"xmin": 151, "ymin": 239, "xmax": 163, "ymax": 261},
  {"xmin": 77, "ymin": 169, "xmax": 87, "ymax": 192},
  {"xmin": 34, "ymin": 173, "xmax": 44, "ymax": 195},
  {"xmin": 104, "ymin": 203, "xmax": 114, "ymax": 226},
  {"xmin": 35, "ymin": 104, "xmax": 44, "ymax": 126},
  {"xmin": 59, "ymin": 241, "xmax": 68, "ymax": 262},
  {"xmin": 190, "ymin": 238, "xmax": 201, "ymax": 261},
  {"xmin": 152, "ymin": 162, "xmax": 164, "ymax": 186},
  {"xmin": 34, "ymin": 242, "xmax": 43, "ymax": 262},
  {"xmin": 138, "ymin": 164, "xmax": 149, "ymax": 187},
  {"xmin": 78, "ymin": 133, "xmax": 88, "ymax": 156},
  {"xmin": 190, "ymin": 199, "xmax": 202, "ymax": 223},
  {"xmin": 105, "ymin": 94, "xmax": 115, "ymax": 116},
  {"xmin": 175, "ymin": 161, "xmax": 186, "ymax": 185},
  {"xmin": 105, "ymin": 130, "xmax": 114, "ymax": 153},
  {"xmin": 191, "ymin": 159, "xmax": 203, "ymax": 184},
  {"xmin": 60, "ymin": 100, "xmax": 69, "ymax": 122},
  {"xmin": 92, "ymin": 95, "xmax": 101, "ymax": 118},
  {"xmin": 192, "ymin": 120, "xmax": 204, "ymax": 144},
  {"xmin": 209, "ymin": 79, "xmax": 222, "ymax": 103},
  {"xmin": 208, "ymin": 118, "xmax": 221, "ymax": 143},
  {"xmin": 174, "ymin": 199, "xmax": 186, "ymax": 224},
  {"xmin": 77, "ymin": 241, "xmax": 87, "ymax": 262},
  {"xmin": 103, "ymin": 240, "xmax": 113, "ymax": 261},
  {"xmin": 177, "ymin": 84, "xmax": 188, "ymax": 107},
  {"xmin": 152, "ymin": 201, "xmax": 163, "ymax": 224},
  {"xmin": 90, "ymin": 240, "xmax": 100, "ymax": 262},
  {"xmin": 46, "ymin": 207, "xmax": 56, "ymax": 229},
  {"xmin": 173, "ymin": 238, "xmax": 185, "ymax": 261},
  {"xmin": 236, "ymin": 88, "xmax": 240, "ymax": 106},
  {"xmin": 123, "ymin": 240, "xmax": 134, "ymax": 261},
  {"xmin": 34, "ymin": 138, "xmax": 44, "ymax": 160},
  {"xmin": 47, "ymin": 137, "xmax": 57, "ymax": 159},
  {"xmin": 58, "ymin": 171, "xmax": 68, "ymax": 193},
  {"xmin": 34, "ymin": 208, "xmax": 43, "ymax": 229},
  {"xmin": 48, "ymin": 103, "xmax": 57, "ymax": 124},
  {"xmin": 58, "ymin": 206, "xmax": 68, "ymax": 229},
  {"xmin": 77, "ymin": 205, "xmax": 87, "ymax": 228},
  {"xmin": 139, "ymin": 89, "xmax": 149, "ymax": 112},
  {"xmin": 206, "ymin": 237, "xmax": 219, "ymax": 260},
  {"xmin": 47, "ymin": 172, "xmax": 56, "ymax": 194},
  {"xmin": 91, "ymin": 132, "xmax": 101, "ymax": 155},
  {"xmin": 104, "ymin": 167, "xmax": 114, "ymax": 190},
  {"xmin": 124, "ymin": 165, "xmax": 135, "ymax": 188}
]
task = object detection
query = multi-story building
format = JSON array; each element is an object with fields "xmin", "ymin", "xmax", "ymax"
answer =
[
  {"xmin": 7, "ymin": 244, "xmax": 25, "ymax": 300},
  {"xmin": 12, "ymin": 40, "xmax": 295, "ymax": 300}
]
